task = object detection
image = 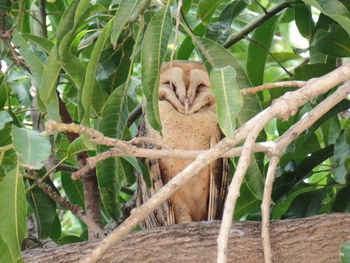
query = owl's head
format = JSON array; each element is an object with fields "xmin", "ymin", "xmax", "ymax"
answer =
[{"xmin": 159, "ymin": 61, "xmax": 215, "ymax": 115}]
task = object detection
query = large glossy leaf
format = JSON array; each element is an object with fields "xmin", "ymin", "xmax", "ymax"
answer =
[
  {"xmin": 0, "ymin": 235, "xmax": 13, "ymax": 263},
  {"xmin": 333, "ymin": 128, "xmax": 350, "ymax": 184},
  {"xmin": 0, "ymin": 166, "xmax": 27, "ymax": 262},
  {"xmin": 11, "ymin": 125, "xmax": 51, "ymax": 169},
  {"xmin": 0, "ymin": 111, "xmax": 12, "ymax": 130},
  {"xmin": 246, "ymin": 15, "xmax": 279, "ymax": 86},
  {"xmin": 312, "ymin": 25, "xmax": 350, "ymax": 57},
  {"xmin": 81, "ymin": 20, "xmax": 113, "ymax": 126},
  {"xmin": 197, "ymin": 0, "xmax": 227, "ymax": 24},
  {"xmin": 27, "ymin": 185, "xmax": 57, "ymax": 238},
  {"xmin": 177, "ymin": 24, "xmax": 206, "ymax": 60},
  {"xmin": 111, "ymin": 0, "xmax": 142, "ymax": 47},
  {"xmin": 11, "ymin": 31, "xmax": 43, "ymax": 86},
  {"xmin": 0, "ymin": 73, "xmax": 6, "ymax": 110},
  {"xmin": 234, "ymin": 180, "xmax": 261, "ymax": 220},
  {"xmin": 210, "ymin": 66, "xmax": 243, "ymax": 139},
  {"xmin": 195, "ymin": 37, "xmax": 251, "ymax": 87},
  {"xmin": 56, "ymin": 1, "xmax": 79, "ymax": 45},
  {"xmin": 274, "ymin": 145, "xmax": 334, "ymax": 201},
  {"xmin": 283, "ymin": 187, "xmax": 328, "ymax": 218},
  {"xmin": 272, "ymin": 184, "xmax": 321, "ymax": 219},
  {"xmin": 59, "ymin": 4, "xmax": 105, "ymax": 89},
  {"xmin": 205, "ymin": 0, "xmax": 247, "ymax": 43},
  {"xmin": 61, "ymin": 172, "xmax": 84, "ymax": 209},
  {"xmin": 294, "ymin": 63, "xmax": 335, "ymax": 80},
  {"xmin": 67, "ymin": 137, "xmax": 94, "ymax": 157},
  {"xmin": 96, "ymin": 85, "xmax": 128, "ymax": 220},
  {"xmin": 97, "ymin": 37, "xmax": 134, "ymax": 94},
  {"xmin": 141, "ymin": 4, "xmax": 172, "ymax": 131},
  {"xmin": 332, "ymin": 185, "xmax": 350, "ymax": 212},
  {"xmin": 39, "ymin": 48, "xmax": 61, "ymax": 121},
  {"xmin": 21, "ymin": 33, "xmax": 54, "ymax": 54},
  {"xmin": 302, "ymin": 0, "xmax": 350, "ymax": 37},
  {"xmin": 295, "ymin": 3, "xmax": 315, "ymax": 39}
]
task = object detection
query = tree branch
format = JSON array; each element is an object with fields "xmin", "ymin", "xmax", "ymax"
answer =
[
  {"xmin": 241, "ymin": 81, "xmax": 306, "ymax": 95},
  {"xmin": 223, "ymin": 1, "xmax": 296, "ymax": 48},
  {"xmin": 22, "ymin": 213, "xmax": 350, "ymax": 263}
]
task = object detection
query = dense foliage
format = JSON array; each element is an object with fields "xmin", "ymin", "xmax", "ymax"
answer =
[{"xmin": 0, "ymin": 0, "xmax": 349, "ymax": 262}]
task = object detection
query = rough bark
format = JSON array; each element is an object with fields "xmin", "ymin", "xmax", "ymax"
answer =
[{"xmin": 22, "ymin": 213, "xmax": 350, "ymax": 263}]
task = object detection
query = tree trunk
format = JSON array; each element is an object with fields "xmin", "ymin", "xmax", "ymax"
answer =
[{"xmin": 22, "ymin": 213, "xmax": 350, "ymax": 263}]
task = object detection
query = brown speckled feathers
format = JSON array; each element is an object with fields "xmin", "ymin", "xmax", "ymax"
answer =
[{"xmin": 137, "ymin": 61, "xmax": 228, "ymax": 228}]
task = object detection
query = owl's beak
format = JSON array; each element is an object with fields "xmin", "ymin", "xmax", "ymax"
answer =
[{"xmin": 184, "ymin": 98, "xmax": 190, "ymax": 114}]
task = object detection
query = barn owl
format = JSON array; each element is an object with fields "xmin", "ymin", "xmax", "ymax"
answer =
[{"xmin": 137, "ymin": 61, "xmax": 228, "ymax": 228}]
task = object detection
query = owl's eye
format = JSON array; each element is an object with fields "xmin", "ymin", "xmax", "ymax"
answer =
[
  {"xmin": 163, "ymin": 81, "xmax": 177, "ymax": 91},
  {"xmin": 197, "ymin": 83, "xmax": 208, "ymax": 92}
]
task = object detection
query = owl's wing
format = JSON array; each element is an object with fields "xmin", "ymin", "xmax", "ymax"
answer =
[
  {"xmin": 208, "ymin": 126, "xmax": 229, "ymax": 220},
  {"xmin": 136, "ymin": 119, "xmax": 175, "ymax": 228}
]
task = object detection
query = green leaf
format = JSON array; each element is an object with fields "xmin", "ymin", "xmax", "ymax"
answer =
[
  {"xmin": 312, "ymin": 25, "xmax": 350, "ymax": 57},
  {"xmin": 247, "ymin": 15, "xmax": 279, "ymax": 86},
  {"xmin": 177, "ymin": 24, "xmax": 206, "ymax": 60},
  {"xmin": 272, "ymin": 184, "xmax": 321, "ymax": 219},
  {"xmin": 0, "ymin": 166, "xmax": 27, "ymax": 262},
  {"xmin": 61, "ymin": 172, "xmax": 84, "ymax": 209},
  {"xmin": 39, "ymin": 48, "xmax": 61, "ymax": 121},
  {"xmin": 0, "ymin": 111, "xmax": 12, "ymax": 130},
  {"xmin": 194, "ymin": 37, "xmax": 251, "ymax": 88},
  {"xmin": 11, "ymin": 31, "xmax": 43, "ymax": 86},
  {"xmin": 197, "ymin": 0, "xmax": 226, "ymax": 24},
  {"xmin": 332, "ymin": 185, "xmax": 350, "ymax": 212},
  {"xmin": 210, "ymin": 66, "xmax": 243, "ymax": 139},
  {"xmin": 333, "ymin": 129, "xmax": 350, "ymax": 184},
  {"xmin": 283, "ymin": 188, "xmax": 327, "ymax": 218},
  {"xmin": 56, "ymin": 1, "xmax": 79, "ymax": 45},
  {"xmin": 111, "ymin": 0, "xmax": 142, "ymax": 47},
  {"xmin": 295, "ymin": 3, "xmax": 315, "ymax": 39},
  {"xmin": 98, "ymin": 37, "xmax": 134, "ymax": 94},
  {"xmin": 11, "ymin": 125, "xmax": 51, "ymax": 169},
  {"xmin": 58, "ymin": 4, "xmax": 105, "ymax": 90},
  {"xmin": 27, "ymin": 185, "xmax": 57, "ymax": 238},
  {"xmin": 96, "ymin": 85, "xmax": 129, "ymax": 220},
  {"xmin": 21, "ymin": 33, "xmax": 54, "ymax": 54},
  {"xmin": 206, "ymin": 1, "xmax": 247, "ymax": 43},
  {"xmin": 0, "ymin": 235, "xmax": 13, "ymax": 263},
  {"xmin": 67, "ymin": 137, "xmax": 94, "ymax": 157},
  {"xmin": 0, "ymin": 73, "xmax": 7, "ymax": 110},
  {"xmin": 234, "ymin": 180, "xmax": 261, "ymax": 220},
  {"xmin": 302, "ymin": 0, "xmax": 350, "ymax": 37},
  {"xmin": 341, "ymin": 242, "xmax": 350, "ymax": 263},
  {"xmin": 294, "ymin": 63, "xmax": 335, "ymax": 80},
  {"xmin": 141, "ymin": 4, "xmax": 172, "ymax": 131},
  {"xmin": 81, "ymin": 20, "xmax": 113, "ymax": 126}
]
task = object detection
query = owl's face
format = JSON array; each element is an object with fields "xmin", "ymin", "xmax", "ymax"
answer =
[{"xmin": 159, "ymin": 61, "xmax": 215, "ymax": 115}]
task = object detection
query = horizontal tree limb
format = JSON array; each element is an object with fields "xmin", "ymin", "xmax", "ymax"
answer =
[{"xmin": 22, "ymin": 213, "xmax": 350, "ymax": 263}]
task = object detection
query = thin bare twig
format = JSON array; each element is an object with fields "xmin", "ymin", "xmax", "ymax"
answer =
[
  {"xmin": 223, "ymin": 1, "xmax": 296, "ymax": 48},
  {"xmin": 245, "ymin": 36, "xmax": 293, "ymax": 77},
  {"xmin": 261, "ymin": 155, "xmax": 280, "ymax": 263},
  {"xmin": 35, "ymin": 180, "xmax": 104, "ymax": 238},
  {"xmin": 241, "ymin": 81, "xmax": 306, "ymax": 95}
]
